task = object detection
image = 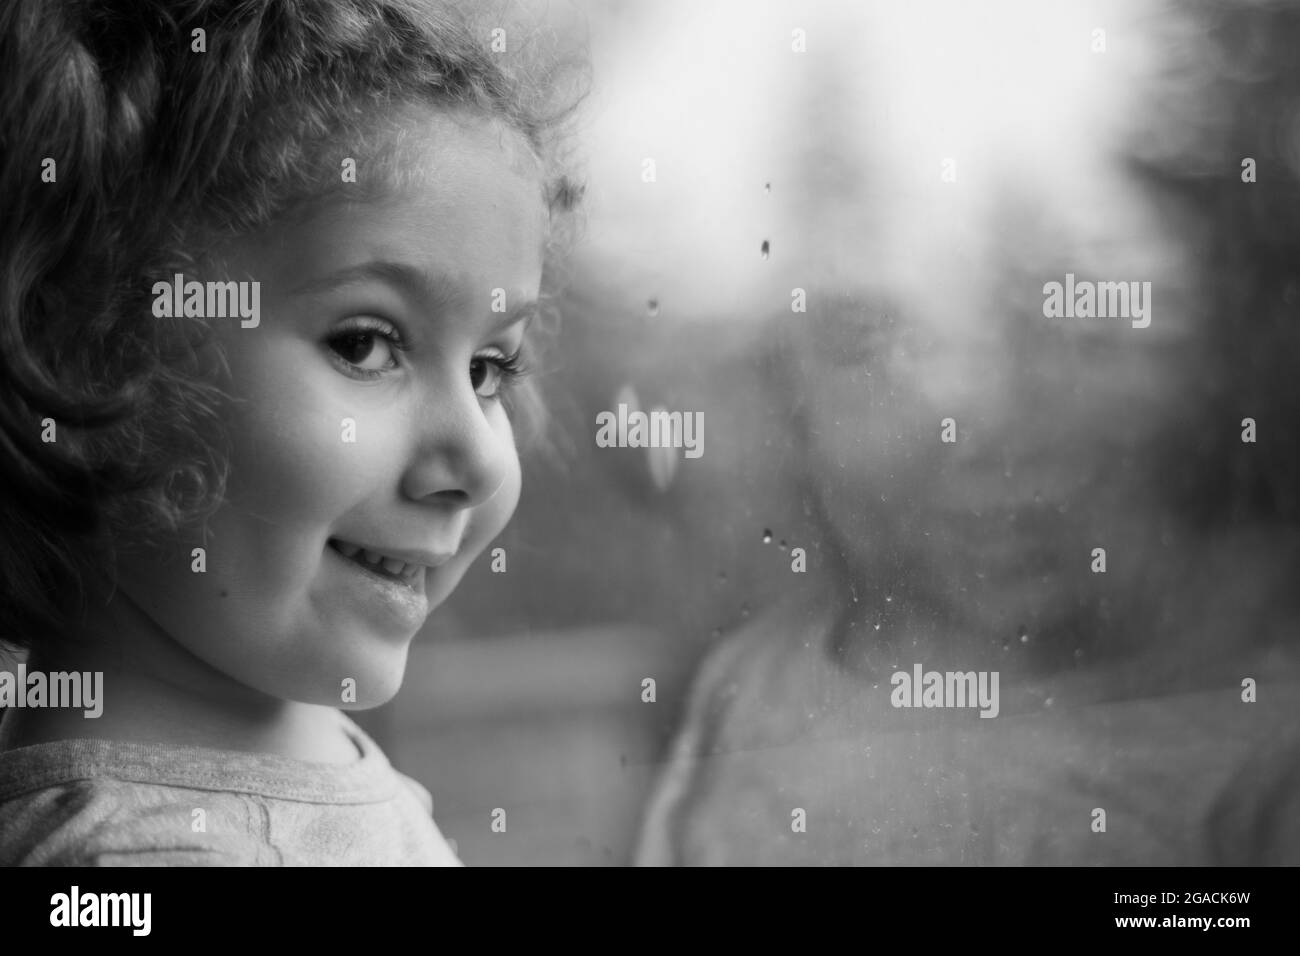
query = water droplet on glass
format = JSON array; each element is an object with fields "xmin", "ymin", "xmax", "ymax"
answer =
[
  {"xmin": 646, "ymin": 298, "xmax": 659, "ymax": 317},
  {"xmin": 873, "ymin": 621, "xmax": 882, "ymax": 631},
  {"xmin": 764, "ymin": 182, "xmax": 771, "ymax": 194},
  {"xmin": 1001, "ymin": 642, "xmax": 1010, "ymax": 652},
  {"xmin": 760, "ymin": 239, "xmax": 770, "ymax": 260},
  {"xmin": 884, "ymin": 591, "xmax": 893, "ymax": 603},
  {"xmin": 778, "ymin": 539, "xmax": 788, "ymax": 551},
  {"xmin": 1019, "ymin": 628, "xmax": 1030, "ymax": 644},
  {"xmin": 762, "ymin": 529, "xmax": 772, "ymax": 543}
]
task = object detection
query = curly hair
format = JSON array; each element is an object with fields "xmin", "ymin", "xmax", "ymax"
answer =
[{"xmin": 0, "ymin": 0, "xmax": 587, "ymax": 652}]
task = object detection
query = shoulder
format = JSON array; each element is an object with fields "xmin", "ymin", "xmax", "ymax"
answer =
[
  {"xmin": 681, "ymin": 593, "xmax": 836, "ymax": 738},
  {"xmin": 633, "ymin": 595, "xmax": 836, "ymax": 865},
  {"xmin": 0, "ymin": 714, "xmax": 463, "ymax": 866},
  {"xmin": 0, "ymin": 776, "xmax": 264, "ymax": 866}
]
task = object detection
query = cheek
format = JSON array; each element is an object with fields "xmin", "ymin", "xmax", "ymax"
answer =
[
  {"xmin": 113, "ymin": 342, "xmax": 346, "ymax": 625},
  {"xmin": 177, "ymin": 341, "xmax": 414, "ymax": 631},
  {"xmin": 221, "ymin": 342, "xmax": 401, "ymax": 535}
]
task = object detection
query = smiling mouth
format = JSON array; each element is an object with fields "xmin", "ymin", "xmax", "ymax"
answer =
[{"xmin": 327, "ymin": 539, "xmax": 427, "ymax": 584}]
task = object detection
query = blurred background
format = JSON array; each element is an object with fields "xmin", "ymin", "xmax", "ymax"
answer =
[{"xmin": 357, "ymin": 0, "xmax": 1300, "ymax": 864}]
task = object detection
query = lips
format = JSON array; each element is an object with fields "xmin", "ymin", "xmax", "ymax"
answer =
[
  {"xmin": 325, "ymin": 537, "xmax": 437, "ymax": 636},
  {"xmin": 327, "ymin": 538, "xmax": 454, "ymax": 584}
]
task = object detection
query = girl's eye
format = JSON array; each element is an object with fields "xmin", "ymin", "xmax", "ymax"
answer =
[
  {"xmin": 471, "ymin": 349, "xmax": 528, "ymax": 400},
  {"xmin": 326, "ymin": 321, "xmax": 405, "ymax": 379}
]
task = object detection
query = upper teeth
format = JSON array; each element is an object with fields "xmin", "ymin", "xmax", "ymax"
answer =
[{"xmin": 334, "ymin": 542, "xmax": 418, "ymax": 577}]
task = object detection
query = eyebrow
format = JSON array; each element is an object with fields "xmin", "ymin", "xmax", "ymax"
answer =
[{"xmin": 289, "ymin": 259, "xmax": 539, "ymax": 333}]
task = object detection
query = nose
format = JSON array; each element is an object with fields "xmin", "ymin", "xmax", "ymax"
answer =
[{"xmin": 400, "ymin": 375, "xmax": 515, "ymax": 509}]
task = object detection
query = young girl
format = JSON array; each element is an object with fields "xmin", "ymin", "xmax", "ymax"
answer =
[{"xmin": 0, "ymin": 0, "xmax": 583, "ymax": 865}]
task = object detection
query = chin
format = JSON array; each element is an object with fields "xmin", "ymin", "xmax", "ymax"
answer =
[
  {"xmin": 230, "ymin": 634, "xmax": 414, "ymax": 711},
  {"xmin": 335, "ymin": 641, "xmax": 413, "ymax": 711}
]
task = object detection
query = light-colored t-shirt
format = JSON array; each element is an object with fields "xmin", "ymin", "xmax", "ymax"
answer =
[{"xmin": 0, "ymin": 711, "xmax": 462, "ymax": 866}]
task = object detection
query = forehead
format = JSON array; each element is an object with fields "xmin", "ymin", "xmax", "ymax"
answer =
[
  {"xmin": 359, "ymin": 104, "xmax": 547, "ymax": 202},
  {"xmin": 244, "ymin": 107, "xmax": 550, "ymax": 294}
]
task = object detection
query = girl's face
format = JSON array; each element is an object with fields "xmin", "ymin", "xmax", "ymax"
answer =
[{"xmin": 116, "ymin": 110, "xmax": 547, "ymax": 709}]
